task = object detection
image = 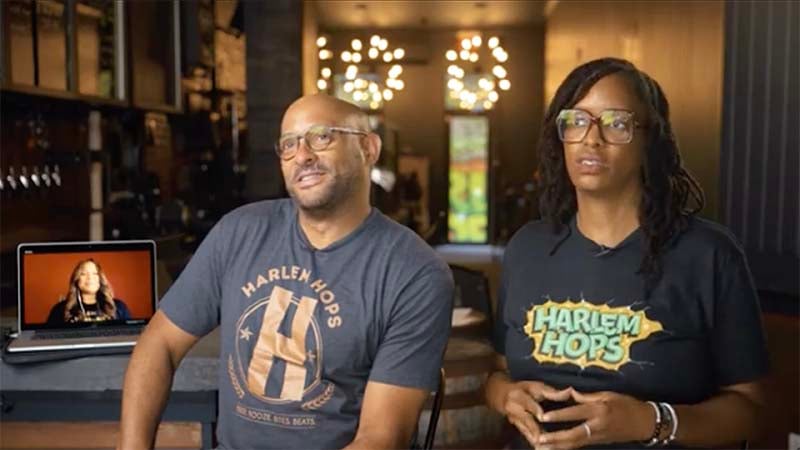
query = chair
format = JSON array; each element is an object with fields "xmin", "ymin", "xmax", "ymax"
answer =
[
  {"xmin": 449, "ymin": 264, "xmax": 494, "ymax": 337},
  {"xmin": 423, "ymin": 368, "xmax": 446, "ymax": 450}
]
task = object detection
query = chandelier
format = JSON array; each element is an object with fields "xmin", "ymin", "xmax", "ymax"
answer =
[
  {"xmin": 316, "ymin": 34, "xmax": 406, "ymax": 110},
  {"xmin": 445, "ymin": 33, "xmax": 510, "ymax": 112}
]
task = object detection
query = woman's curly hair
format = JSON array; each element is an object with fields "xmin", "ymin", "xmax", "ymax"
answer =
[
  {"xmin": 63, "ymin": 258, "xmax": 117, "ymax": 321},
  {"xmin": 537, "ymin": 57, "xmax": 705, "ymax": 291}
]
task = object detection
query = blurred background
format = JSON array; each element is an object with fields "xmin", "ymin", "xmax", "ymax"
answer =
[{"xmin": 0, "ymin": 1, "xmax": 797, "ymax": 448}]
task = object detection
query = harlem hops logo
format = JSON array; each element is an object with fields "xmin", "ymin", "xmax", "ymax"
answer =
[
  {"xmin": 524, "ymin": 298, "xmax": 663, "ymax": 371},
  {"xmin": 230, "ymin": 285, "xmax": 335, "ymax": 426}
]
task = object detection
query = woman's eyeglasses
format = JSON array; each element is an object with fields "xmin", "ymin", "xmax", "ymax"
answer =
[
  {"xmin": 276, "ymin": 124, "xmax": 368, "ymax": 160},
  {"xmin": 556, "ymin": 109, "xmax": 646, "ymax": 144}
]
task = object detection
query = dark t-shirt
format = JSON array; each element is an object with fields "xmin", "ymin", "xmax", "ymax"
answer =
[
  {"xmin": 46, "ymin": 298, "xmax": 131, "ymax": 324},
  {"xmin": 494, "ymin": 216, "xmax": 769, "ymax": 448},
  {"xmin": 159, "ymin": 199, "xmax": 454, "ymax": 450}
]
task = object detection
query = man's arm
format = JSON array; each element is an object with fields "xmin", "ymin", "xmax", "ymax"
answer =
[
  {"xmin": 118, "ymin": 311, "xmax": 201, "ymax": 449},
  {"xmin": 343, "ymin": 381, "xmax": 430, "ymax": 450}
]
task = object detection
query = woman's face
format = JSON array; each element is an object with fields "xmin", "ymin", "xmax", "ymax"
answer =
[
  {"xmin": 562, "ymin": 73, "xmax": 648, "ymax": 198},
  {"xmin": 76, "ymin": 261, "xmax": 101, "ymax": 295}
]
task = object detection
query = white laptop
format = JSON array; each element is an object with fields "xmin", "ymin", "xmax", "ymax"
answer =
[{"xmin": 7, "ymin": 240, "xmax": 157, "ymax": 353}]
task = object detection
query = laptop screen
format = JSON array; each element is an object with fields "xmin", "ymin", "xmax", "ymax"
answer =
[{"xmin": 18, "ymin": 240, "xmax": 157, "ymax": 330}]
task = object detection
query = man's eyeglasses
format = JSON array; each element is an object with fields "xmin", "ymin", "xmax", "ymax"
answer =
[
  {"xmin": 556, "ymin": 109, "xmax": 646, "ymax": 145},
  {"xmin": 275, "ymin": 124, "xmax": 368, "ymax": 160}
]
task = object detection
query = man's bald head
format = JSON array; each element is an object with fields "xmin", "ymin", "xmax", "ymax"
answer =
[{"xmin": 281, "ymin": 94, "xmax": 370, "ymax": 133}]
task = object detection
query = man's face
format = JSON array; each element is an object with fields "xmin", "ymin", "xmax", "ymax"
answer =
[{"xmin": 279, "ymin": 103, "xmax": 368, "ymax": 213}]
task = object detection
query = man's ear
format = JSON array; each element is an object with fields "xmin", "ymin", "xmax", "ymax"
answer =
[{"xmin": 363, "ymin": 133, "xmax": 382, "ymax": 165}]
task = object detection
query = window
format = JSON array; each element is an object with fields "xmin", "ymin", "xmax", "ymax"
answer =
[{"xmin": 448, "ymin": 115, "xmax": 489, "ymax": 243}]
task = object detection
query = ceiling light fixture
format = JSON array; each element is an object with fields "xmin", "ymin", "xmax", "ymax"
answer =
[{"xmin": 444, "ymin": 32, "xmax": 510, "ymax": 112}]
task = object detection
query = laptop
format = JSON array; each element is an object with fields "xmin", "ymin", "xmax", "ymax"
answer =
[{"xmin": 7, "ymin": 240, "xmax": 157, "ymax": 353}]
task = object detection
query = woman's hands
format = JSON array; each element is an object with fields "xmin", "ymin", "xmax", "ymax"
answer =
[
  {"xmin": 499, "ymin": 380, "xmax": 560, "ymax": 445},
  {"xmin": 533, "ymin": 388, "xmax": 655, "ymax": 450}
]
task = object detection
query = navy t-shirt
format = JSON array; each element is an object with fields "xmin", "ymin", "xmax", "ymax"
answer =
[
  {"xmin": 494, "ymin": 216, "xmax": 769, "ymax": 448},
  {"xmin": 159, "ymin": 199, "xmax": 454, "ymax": 450}
]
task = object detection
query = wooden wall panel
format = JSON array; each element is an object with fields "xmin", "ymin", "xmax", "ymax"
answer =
[{"xmin": 544, "ymin": 1, "xmax": 725, "ymax": 220}]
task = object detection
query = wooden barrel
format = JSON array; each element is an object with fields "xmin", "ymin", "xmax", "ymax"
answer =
[{"xmin": 417, "ymin": 337, "xmax": 507, "ymax": 449}]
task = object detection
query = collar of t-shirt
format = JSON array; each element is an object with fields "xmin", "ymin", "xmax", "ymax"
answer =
[
  {"xmin": 550, "ymin": 215, "xmax": 642, "ymax": 257},
  {"xmin": 292, "ymin": 206, "xmax": 380, "ymax": 252}
]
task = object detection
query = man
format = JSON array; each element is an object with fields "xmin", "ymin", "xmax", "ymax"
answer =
[{"xmin": 119, "ymin": 94, "xmax": 454, "ymax": 449}]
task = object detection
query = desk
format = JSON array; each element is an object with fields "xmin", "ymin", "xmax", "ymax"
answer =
[{"xmin": 0, "ymin": 329, "xmax": 220, "ymax": 448}]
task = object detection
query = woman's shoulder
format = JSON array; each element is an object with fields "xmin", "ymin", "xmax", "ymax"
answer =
[
  {"xmin": 505, "ymin": 219, "xmax": 567, "ymax": 258},
  {"xmin": 48, "ymin": 299, "xmax": 67, "ymax": 311},
  {"xmin": 675, "ymin": 216, "xmax": 746, "ymax": 258}
]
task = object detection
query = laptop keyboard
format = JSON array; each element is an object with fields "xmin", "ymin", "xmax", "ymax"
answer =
[{"xmin": 32, "ymin": 328, "xmax": 142, "ymax": 340}]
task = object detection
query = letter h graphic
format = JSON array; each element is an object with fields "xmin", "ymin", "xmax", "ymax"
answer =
[{"xmin": 247, "ymin": 285, "xmax": 318, "ymax": 401}]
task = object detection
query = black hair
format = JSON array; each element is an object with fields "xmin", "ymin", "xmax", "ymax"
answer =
[{"xmin": 537, "ymin": 57, "xmax": 705, "ymax": 293}]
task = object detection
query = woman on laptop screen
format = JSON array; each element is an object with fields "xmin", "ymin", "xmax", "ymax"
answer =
[{"xmin": 46, "ymin": 259, "xmax": 131, "ymax": 324}]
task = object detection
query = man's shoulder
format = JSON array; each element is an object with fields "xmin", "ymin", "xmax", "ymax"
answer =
[{"xmin": 372, "ymin": 212, "xmax": 447, "ymax": 262}]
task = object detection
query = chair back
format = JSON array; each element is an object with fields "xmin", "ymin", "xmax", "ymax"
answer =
[{"xmin": 423, "ymin": 368, "xmax": 446, "ymax": 450}]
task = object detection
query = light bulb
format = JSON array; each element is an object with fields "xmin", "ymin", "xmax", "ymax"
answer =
[
  {"xmin": 459, "ymin": 50, "xmax": 470, "ymax": 60},
  {"xmin": 446, "ymin": 50, "xmax": 457, "ymax": 61},
  {"xmin": 461, "ymin": 38, "xmax": 472, "ymax": 50},
  {"xmin": 492, "ymin": 65, "xmax": 507, "ymax": 79},
  {"xmin": 316, "ymin": 36, "xmax": 327, "ymax": 48},
  {"xmin": 368, "ymin": 48, "xmax": 379, "ymax": 59},
  {"xmin": 383, "ymin": 89, "xmax": 394, "ymax": 100},
  {"xmin": 469, "ymin": 52, "xmax": 479, "ymax": 63},
  {"xmin": 378, "ymin": 39, "xmax": 388, "ymax": 51},
  {"xmin": 317, "ymin": 79, "xmax": 327, "ymax": 90},
  {"xmin": 499, "ymin": 79, "xmax": 511, "ymax": 90},
  {"xmin": 352, "ymin": 52, "xmax": 362, "ymax": 63},
  {"xmin": 394, "ymin": 80, "xmax": 405, "ymax": 90},
  {"xmin": 393, "ymin": 48, "xmax": 405, "ymax": 60},
  {"xmin": 471, "ymin": 35, "xmax": 482, "ymax": 47},
  {"xmin": 321, "ymin": 67, "xmax": 332, "ymax": 79},
  {"xmin": 372, "ymin": 91, "xmax": 382, "ymax": 102},
  {"xmin": 370, "ymin": 35, "xmax": 381, "ymax": 47},
  {"xmin": 370, "ymin": 101, "xmax": 380, "ymax": 110},
  {"xmin": 488, "ymin": 36, "xmax": 499, "ymax": 49},
  {"xmin": 488, "ymin": 91, "xmax": 499, "ymax": 102},
  {"xmin": 341, "ymin": 51, "xmax": 352, "ymax": 62},
  {"xmin": 351, "ymin": 39, "xmax": 362, "ymax": 51},
  {"xmin": 383, "ymin": 52, "xmax": 393, "ymax": 63},
  {"xmin": 483, "ymin": 100, "xmax": 493, "ymax": 110},
  {"xmin": 344, "ymin": 82, "xmax": 354, "ymax": 93}
]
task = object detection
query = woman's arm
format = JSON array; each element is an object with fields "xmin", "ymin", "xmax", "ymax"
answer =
[{"xmin": 534, "ymin": 379, "xmax": 766, "ymax": 449}]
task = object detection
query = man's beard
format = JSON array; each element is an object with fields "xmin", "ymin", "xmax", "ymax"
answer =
[{"xmin": 287, "ymin": 164, "xmax": 363, "ymax": 217}]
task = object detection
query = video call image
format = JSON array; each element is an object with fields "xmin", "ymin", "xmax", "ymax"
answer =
[{"xmin": 23, "ymin": 250, "xmax": 154, "ymax": 325}]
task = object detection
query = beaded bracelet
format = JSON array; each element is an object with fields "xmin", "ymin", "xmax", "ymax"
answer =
[
  {"xmin": 643, "ymin": 401, "xmax": 662, "ymax": 447},
  {"xmin": 656, "ymin": 402, "xmax": 672, "ymax": 444},
  {"xmin": 660, "ymin": 402, "xmax": 679, "ymax": 445}
]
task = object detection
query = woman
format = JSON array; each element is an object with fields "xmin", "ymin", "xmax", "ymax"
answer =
[
  {"xmin": 485, "ymin": 58, "xmax": 768, "ymax": 449},
  {"xmin": 47, "ymin": 259, "xmax": 131, "ymax": 324}
]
